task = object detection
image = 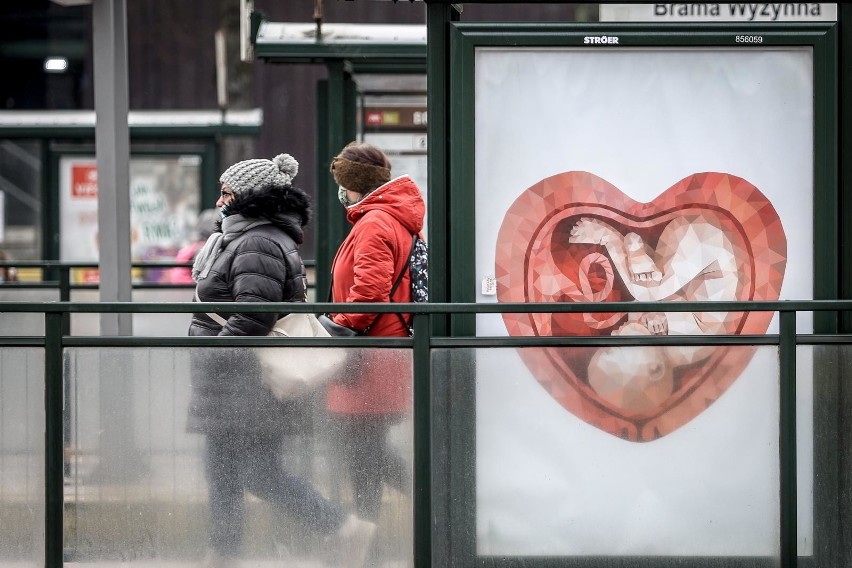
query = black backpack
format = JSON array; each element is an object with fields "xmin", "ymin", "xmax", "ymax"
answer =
[
  {"xmin": 330, "ymin": 234, "xmax": 428, "ymax": 336},
  {"xmin": 369, "ymin": 234, "xmax": 428, "ymax": 336},
  {"xmin": 407, "ymin": 235, "xmax": 429, "ymax": 304}
]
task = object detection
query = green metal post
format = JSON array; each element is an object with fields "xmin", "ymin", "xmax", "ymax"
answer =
[
  {"xmin": 425, "ymin": 6, "xmax": 464, "ymax": 563},
  {"xmin": 316, "ymin": 61, "xmax": 356, "ymax": 300},
  {"xmin": 43, "ymin": 143, "xmax": 60, "ymax": 265},
  {"xmin": 844, "ymin": 5, "xmax": 852, "ymax": 334},
  {"xmin": 202, "ymin": 140, "xmax": 219, "ymax": 207},
  {"xmin": 426, "ymin": 2, "xmax": 460, "ymax": 315},
  {"xmin": 59, "ymin": 267, "xmax": 70, "ymax": 335},
  {"xmin": 59, "ymin": 266, "xmax": 70, "ymax": 302},
  {"xmin": 44, "ymin": 311, "xmax": 64, "ymax": 567},
  {"xmin": 412, "ymin": 312, "xmax": 432, "ymax": 567},
  {"xmin": 813, "ymin": 22, "xmax": 840, "ymax": 335},
  {"xmin": 839, "ymin": 17, "xmax": 852, "ymax": 565},
  {"xmin": 315, "ymin": 79, "xmax": 331, "ymax": 300},
  {"xmin": 779, "ymin": 310, "xmax": 797, "ymax": 568}
]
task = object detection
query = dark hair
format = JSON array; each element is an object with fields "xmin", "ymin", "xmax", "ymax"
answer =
[
  {"xmin": 225, "ymin": 181, "xmax": 312, "ymax": 227},
  {"xmin": 339, "ymin": 141, "xmax": 391, "ymax": 170}
]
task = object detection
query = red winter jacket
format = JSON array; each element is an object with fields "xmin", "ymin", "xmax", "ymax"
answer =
[{"xmin": 327, "ymin": 175, "xmax": 425, "ymax": 415}]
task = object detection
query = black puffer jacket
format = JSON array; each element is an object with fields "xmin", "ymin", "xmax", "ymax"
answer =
[{"xmin": 186, "ymin": 184, "xmax": 311, "ymax": 435}]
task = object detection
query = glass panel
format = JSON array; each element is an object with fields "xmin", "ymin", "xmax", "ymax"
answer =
[
  {"xmin": 0, "ymin": 289, "xmax": 59, "ymax": 336},
  {"xmin": 64, "ymin": 346, "xmax": 413, "ymax": 566},
  {"xmin": 434, "ymin": 345, "xmax": 780, "ymax": 559},
  {"xmin": 798, "ymin": 344, "xmax": 852, "ymax": 566},
  {"xmin": 0, "ymin": 348, "xmax": 44, "ymax": 566},
  {"xmin": 0, "ymin": 288, "xmax": 197, "ymax": 338},
  {"xmin": 66, "ymin": 288, "xmax": 198, "ymax": 337},
  {"xmin": 129, "ymin": 288, "xmax": 199, "ymax": 337},
  {"xmin": 0, "ymin": 140, "xmax": 42, "ymax": 262}
]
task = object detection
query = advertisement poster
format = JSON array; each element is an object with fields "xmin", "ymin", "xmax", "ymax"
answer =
[
  {"xmin": 474, "ymin": 48, "xmax": 813, "ymax": 556},
  {"xmin": 59, "ymin": 156, "xmax": 201, "ymax": 282}
]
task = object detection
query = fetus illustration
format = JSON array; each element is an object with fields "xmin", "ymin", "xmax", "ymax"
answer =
[
  {"xmin": 564, "ymin": 213, "xmax": 740, "ymax": 413},
  {"xmin": 495, "ymin": 171, "xmax": 787, "ymax": 441}
]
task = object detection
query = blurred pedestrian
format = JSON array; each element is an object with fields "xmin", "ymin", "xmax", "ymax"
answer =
[
  {"xmin": 325, "ymin": 141, "xmax": 424, "ymax": 523},
  {"xmin": 187, "ymin": 153, "xmax": 376, "ymax": 568}
]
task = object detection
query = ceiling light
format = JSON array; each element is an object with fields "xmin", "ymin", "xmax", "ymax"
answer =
[{"xmin": 44, "ymin": 57, "xmax": 68, "ymax": 73}]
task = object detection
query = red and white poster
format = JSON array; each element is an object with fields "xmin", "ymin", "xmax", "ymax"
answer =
[
  {"xmin": 59, "ymin": 156, "xmax": 201, "ymax": 283},
  {"xmin": 474, "ymin": 47, "xmax": 813, "ymax": 556}
]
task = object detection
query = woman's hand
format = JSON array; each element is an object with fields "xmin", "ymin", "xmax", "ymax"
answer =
[{"xmin": 318, "ymin": 314, "xmax": 361, "ymax": 336}]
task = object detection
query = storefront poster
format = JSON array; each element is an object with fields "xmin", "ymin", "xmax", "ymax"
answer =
[{"xmin": 59, "ymin": 156, "xmax": 201, "ymax": 282}]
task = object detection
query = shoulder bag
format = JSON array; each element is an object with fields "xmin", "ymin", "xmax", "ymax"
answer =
[{"xmin": 196, "ymin": 290, "xmax": 349, "ymax": 400}]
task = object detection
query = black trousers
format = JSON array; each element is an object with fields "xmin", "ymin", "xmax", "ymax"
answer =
[
  {"xmin": 204, "ymin": 430, "xmax": 345, "ymax": 556},
  {"xmin": 334, "ymin": 414, "xmax": 411, "ymax": 521}
]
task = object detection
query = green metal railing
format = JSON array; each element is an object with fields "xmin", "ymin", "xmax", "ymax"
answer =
[{"xmin": 1, "ymin": 298, "xmax": 851, "ymax": 567}]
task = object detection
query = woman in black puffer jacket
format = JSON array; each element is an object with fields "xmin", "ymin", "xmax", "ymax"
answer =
[{"xmin": 188, "ymin": 154, "xmax": 376, "ymax": 568}]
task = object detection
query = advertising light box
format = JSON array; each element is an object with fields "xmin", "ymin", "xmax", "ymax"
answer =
[{"xmin": 447, "ymin": 21, "xmax": 837, "ymax": 563}]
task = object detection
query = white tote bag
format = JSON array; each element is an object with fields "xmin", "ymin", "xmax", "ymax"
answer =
[{"xmin": 198, "ymin": 294, "xmax": 349, "ymax": 400}]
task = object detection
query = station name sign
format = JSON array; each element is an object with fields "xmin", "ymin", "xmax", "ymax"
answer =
[{"xmin": 601, "ymin": 3, "xmax": 837, "ymax": 22}]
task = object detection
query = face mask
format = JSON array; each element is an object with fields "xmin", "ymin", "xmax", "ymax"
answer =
[
  {"xmin": 338, "ymin": 185, "xmax": 359, "ymax": 207},
  {"xmin": 219, "ymin": 204, "xmax": 229, "ymax": 219}
]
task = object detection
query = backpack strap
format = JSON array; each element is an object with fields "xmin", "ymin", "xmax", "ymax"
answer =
[
  {"xmin": 363, "ymin": 234, "xmax": 417, "ymax": 336},
  {"xmin": 195, "ymin": 288, "xmax": 228, "ymax": 327}
]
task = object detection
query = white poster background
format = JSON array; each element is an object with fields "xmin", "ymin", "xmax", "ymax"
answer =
[{"xmin": 474, "ymin": 48, "xmax": 814, "ymax": 556}]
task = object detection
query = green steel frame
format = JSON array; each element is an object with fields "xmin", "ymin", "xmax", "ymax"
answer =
[
  {"xmin": 839, "ymin": 6, "xmax": 852, "ymax": 560},
  {"xmin": 425, "ymin": 15, "xmax": 843, "ymax": 568},
  {"xmin": 314, "ymin": 68, "xmax": 358, "ymax": 301},
  {"xmin": 1, "ymin": 299, "xmax": 851, "ymax": 567},
  {"xmin": 253, "ymin": 38, "xmax": 426, "ymax": 69}
]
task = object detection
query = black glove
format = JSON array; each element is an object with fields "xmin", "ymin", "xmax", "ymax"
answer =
[{"xmin": 318, "ymin": 314, "xmax": 361, "ymax": 337}]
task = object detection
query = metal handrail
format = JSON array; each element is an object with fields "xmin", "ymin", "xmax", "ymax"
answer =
[{"xmin": 3, "ymin": 299, "xmax": 850, "ymax": 568}]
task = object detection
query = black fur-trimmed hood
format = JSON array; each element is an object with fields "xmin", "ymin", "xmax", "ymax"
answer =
[{"xmin": 217, "ymin": 183, "xmax": 312, "ymax": 244}]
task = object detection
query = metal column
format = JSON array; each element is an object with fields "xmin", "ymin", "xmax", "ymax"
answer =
[{"xmin": 92, "ymin": 0, "xmax": 132, "ymax": 336}]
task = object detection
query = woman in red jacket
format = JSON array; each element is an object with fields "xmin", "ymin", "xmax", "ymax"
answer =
[{"xmin": 327, "ymin": 141, "xmax": 425, "ymax": 523}]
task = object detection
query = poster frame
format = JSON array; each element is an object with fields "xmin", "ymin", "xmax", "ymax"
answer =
[{"xmin": 443, "ymin": 21, "xmax": 839, "ymax": 567}]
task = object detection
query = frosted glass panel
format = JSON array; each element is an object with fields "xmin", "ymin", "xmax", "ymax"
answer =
[
  {"xmin": 0, "ymin": 289, "xmax": 57, "ymax": 336},
  {"xmin": 0, "ymin": 288, "xmax": 197, "ymax": 337},
  {"xmin": 798, "ymin": 344, "xmax": 852, "ymax": 564},
  {"xmin": 64, "ymin": 346, "xmax": 413, "ymax": 566},
  {"xmin": 67, "ymin": 289, "xmax": 198, "ymax": 337},
  {"xmin": 434, "ymin": 345, "xmax": 780, "ymax": 559},
  {"xmin": 0, "ymin": 348, "xmax": 44, "ymax": 566}
]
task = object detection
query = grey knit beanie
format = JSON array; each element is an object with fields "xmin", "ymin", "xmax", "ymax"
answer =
[{"xmin": 219, "ymin": 153, "xmax": 299, "ymax": 195}]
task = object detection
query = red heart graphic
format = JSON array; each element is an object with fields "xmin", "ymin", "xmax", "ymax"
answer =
[{"xmin": 495, "ymin": 172, "xmax": 787, "ymax": 442}]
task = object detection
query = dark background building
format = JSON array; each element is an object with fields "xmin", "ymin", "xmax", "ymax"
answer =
[{"xmin": 0, "ymin": 1, "xmax": 590, "ymax": 262}]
